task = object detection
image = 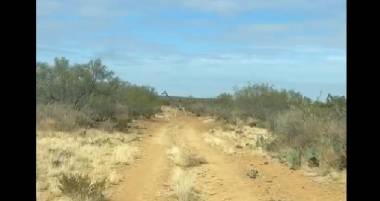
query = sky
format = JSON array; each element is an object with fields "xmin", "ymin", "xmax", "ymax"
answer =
[{"xmin": 37, "ymin": 0, "xmax": 346, "ymax": 99}]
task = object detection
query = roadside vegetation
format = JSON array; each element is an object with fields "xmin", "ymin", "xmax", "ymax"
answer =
[
  {"xmin": 177, "ymin": 83, "xmax": 346, "ymax": 173},
  {"xmin": 37, "ymin": 57, "xmax": 165, "ymax": 201},
  {"xmin": 167, "ymin": 145, "xmax": 205, "ymax": 201},
  {"xmin": 36, "ymin": 129, "xmax": 141, "ymax": 201},
  {"xmin": 37, "ymin": 57, "xmax": 345, "ymax": 200},
  {"xmin": 37, "ymin": 57, "xmax": 166, "ymax": 132}
]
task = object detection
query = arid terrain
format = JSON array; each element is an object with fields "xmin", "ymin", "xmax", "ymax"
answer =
[
  {"xmin": 107, "ymin": 106, "xmax": 346, "ymax": 201},
  {"xmin": 37, "ymin": 106, "xmax": 346, "ymax": 201},
  {"xmin": 37, "ymin": 1, "xmax": 347, "ymax": 199}
]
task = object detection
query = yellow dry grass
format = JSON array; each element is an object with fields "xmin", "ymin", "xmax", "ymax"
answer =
[
  {"xmin": 36, "ymin": 129, "xmax": 139, "ymax": 201},
  {"xmin": 167, "ymin": 146, "xmax": 207, "ymax": 168},
  {"xmin": 169, "ymin": 167, "xmax": 198, "ymax": 201},
  {"xmin": 166, "ymin": 145, "xmax": 203, "ymax": 201},
  {"xmin": 204, "ymin": 123, "xmax": 274, "ymax": 155}
]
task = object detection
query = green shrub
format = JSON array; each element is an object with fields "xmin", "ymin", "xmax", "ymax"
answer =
[
  {"xmin": 286, "ymin": 149, "xmax": 302, "ymax": 170},
  {"xmin": 177, "ymin": 83, "xmax": 346, "ymax": 171},
  {"xmin": 37, "ymin": 57, "xmax": 164, "ymax": 132},
  {"xmin": 270, "ymin": 107, "xmax": 345, "ymax": 170},
  {"xmin": 304, "ymin": 146, "xmax": 320, "ymax": 167}
]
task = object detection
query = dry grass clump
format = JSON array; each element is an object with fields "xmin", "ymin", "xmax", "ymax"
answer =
[
  {"xmin": 169, "ymin": 167, "xmax": 200, "ymax": 201},
  {"xmin": 205, "ymin": 125, "xmax": 274, "ymax": 155},
  {"xmin": 186, "ymin": 153, "xmax": 207, "ymax": 167},
  {"xmin": 58, "ymin": 173, "xmax": 106, "ymax": 201},
  {"xmin": 167, "ymin": 145, "xmax": 203, "ymax": 201},
  {"xmin": 167, "ymin": 146, "xmax": 207, "ymax": 168},
  {"xmin": 36, "ymin": 130, "xmax": 139, "ymax": 201}
]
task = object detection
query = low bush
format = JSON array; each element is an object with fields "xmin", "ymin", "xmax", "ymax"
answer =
[
  {"xmin": 178, "ymin": 83, "xmax": 346, "ymax": 171},
  {"xmin": 37, "ymin": 57, "xmax": 165, "ymax": 132},
  {"xmin": 285, "ymin": 149, "xmax": 302, "ymax": 170},
  {"xmin": 58, "ymin": 173, "xmax": 107, "ymax": 201},
  {"xmin": 37, "ymin": 103, "xmax": 94, "ymax": 131}
]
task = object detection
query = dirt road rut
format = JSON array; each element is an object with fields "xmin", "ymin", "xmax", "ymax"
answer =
[{"xmin": 110, "ymin": 109, "xmax": 346, "ymax": 201}]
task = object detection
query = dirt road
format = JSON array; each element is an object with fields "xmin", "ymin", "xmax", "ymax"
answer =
[{"xmin": 110, "ymin": 108, "xmax": 346, "ymax": 201}]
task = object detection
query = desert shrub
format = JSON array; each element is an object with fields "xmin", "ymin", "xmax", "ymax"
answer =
[
  {"xmin": 318, "ymin": 124, "xmax": 346, "ymax": 170},
  {"xmin": 178, "ymin": 83, "xmax": 345, "ymax": 171},
  {"xmin": 96, "ymin": 119, "xmax": 118, "ymax": 132},
  {"xmin": 234, "ymin": 83, "xmax": 285, "ymax": 120},
  {"xmin": 182, "ymin": 101, "xmax": 209, "ymax": 117},
  {"xmin": 180, "ymin": 83, "xmax": 309, "ymax": 123},
  {"xmin": 37, "ymin": 103, "xmax": 94, "ymax": 131},
  {"xmin": 85, "ymin": 95, "xmax": 119, "ymax": 122},
  {"xmin": 37, "ymin": 57, "xmax": 164, "ymax": 132},
  {"xmin": 267, "ymin": 102, "xmax": 345, "ymax": 170},
  {"xmin": 121, "ymin": 85, "xmax": 163, "ymax": 119},
  {"xmin": 178, "ymin": 94, "xmax": 238, "ymax": 124},
  {"xmin": 58, "ymin": 173, "xmax": 107, "ymax": 201},
  {"xmin": 304, "ymin": 146, "xmax": 320, "ymax": 167},
  {"xmin": 255, "ymin": 136, "xmax": 272, "ymax": 149},
  {"xmin": 286, "ymin": 149, "xmax": 302, "ymax": 170}
]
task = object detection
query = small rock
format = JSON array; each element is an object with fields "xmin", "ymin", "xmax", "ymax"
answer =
[{"xmin": 247, "ymin": 168, "xmax": 259, "ymax": 179}]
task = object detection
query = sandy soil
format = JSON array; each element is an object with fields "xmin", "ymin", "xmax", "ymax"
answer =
[{"xmin": 110, "ymin": 107, "xmax": 346, "ymax": 201}]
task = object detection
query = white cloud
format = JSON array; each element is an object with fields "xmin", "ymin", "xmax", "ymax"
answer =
[
  {"xmin": 174, "ymin": 0, "xmax": 345, "ymax": 14},
  {"xmin": 37, "ymin": 0, "xmax": 346, "ymax": 98},
  {"xmin": 222, "ymin": 16, "xmax": 345, "ymax": 50},
  {"xmin": 37, "ymin": 0, "xmax": 346, "ymax": 18},
  {"xmin": 37, "ymin": 0, "xmax": 129, "ymax": 19}
]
